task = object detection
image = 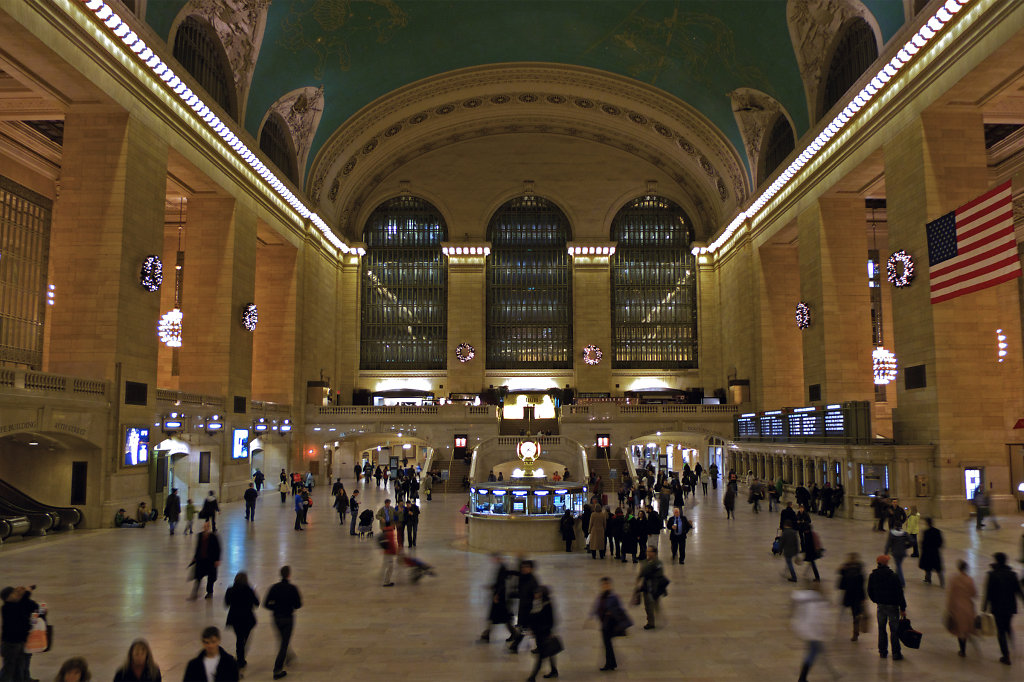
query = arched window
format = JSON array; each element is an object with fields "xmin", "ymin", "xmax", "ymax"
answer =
[
  {"xmin": 610, "ymin": 196, "xmax": 697, "ymax": 368},
  {"xmin": 360, "ymin": 196, "xmax": 447, "ymax": 370},
  {"xmin": 759, "ymin": 115, "xmax": 796, "ymax": 184},
  {"xmin": 173, "ymin": 16, "xmax": 237, "ymax": 120},
  {"xmin": 259, "ymin": 113, "xmax": 298, "ymax": 185},
  {"xmin": 821, "ymin": 18, "xmax": 877, "ymax": 120},
  {"xmin": 486, "ymin": 196, "xmax": 572, "ymax": 368}
]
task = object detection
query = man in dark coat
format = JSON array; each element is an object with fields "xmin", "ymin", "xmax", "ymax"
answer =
[
  {"xmin": 867, "ymin": 555, "xmax": 907, "ymax": 660},
  {"xmin": 508, "ymin": 560, "xmax": 538, "ymax": 653},
  {"xmin": 779, "ymin": 501, "xmax": 797, "ymax": 530},
  {"xmin": 558, "ymin": 510, "xmax": 575, "ymax": 552},
  {"xmin": 0, "ymin": 585, "xmax": 38, "ymax": 682},
  {"xmin": 480, "ymin": 554, "xmax": 513, "ymax": 642},
  {"xmin": 918, "ymin": 517, "xmax": 944, "ymax": 586},
  {"xmin": 243, "ymin": 483, "xmax": 258, "ymax": 523},
  {"xmin": 182, "ymin": 626, "xmax": 239, "ymax": 682},
  {"xmin": 264, "ymin": 565, "xmax": 302, "ymax": 680},
  {"xmin": 164, "ymin": 487, "xmax": 181, "ymax": 535},
  {"xmin": 981, "ymin": 552, "xmax": 1024, "ymax": 665},
  {"xmin": 190, "ymin": 521, "xmax": 222, "ymax": 599}
]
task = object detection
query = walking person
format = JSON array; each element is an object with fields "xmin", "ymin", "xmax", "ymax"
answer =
[
  {"xmin": 292, "ymin": 488, "xmax": 305, "ymax": 532},
  {"xmin": 508, "ymin": 560, "xmax": 538, "ymax": 653},
  {"xmin": 163, "ymin": 488, "xmax": 181, "ymax": 536},
  {"xmin": 906, "ymin": 506, "xmax": 920, "ymax": 557},
  {"xmin": 479, "ymin": 554, "xmax": 514, "ymax": 643},
  {"xmin": 945, "ymin": 560, "xmax": 977, "ymax": 658},
  {"xmin": 792, "ymin": 581, "xmax": 838, "ymax": 682},
  {"xmin": 199, "ymin": 490, "xmax": 220, "ymax": 532},
  {"xmin": 404, "ymin": 500, "xmax": 420, "ymax": 547},
  {"xmin": 189, "ymin": 521, "xmax": 221, "ymax": 600},
  {"xmin": 0, "ymin": 585, "xmax": 37, "ymax": 682},
  {"xmin": 781, "ymin": 521, "xmax": 800, "ymax": 583},
  {"xmin": 526, "ymin": 585, "xmax": 559, "ymax": 682},
  {"xmin": 264, "ymin": 566, "xmax": 302, "ymax": 680},
  {"xmin": 666, "ymin": 507, "xmax": 692, "ymax": 565},
  {"xmin": 112, "ymin": 639, "xmax": 161, "ymax": 682},
  {"xmin": 723, "ymin": 485, "xmax": 736, "ymax": 519},
  {"xmin": 981, "ymin": 552, "xmax": 1024, "ymax": 665},
  {"xmin": 837, "ymin": 553, "xmax": 866, "ymax": 640},
  {"xmin": 182, "ymin": 627, "xmax": 239, "ymax": 682},
  {"xmin": 278, "ymin": 478, "xmax": 288, "ymax": 504},
  {"xmin": 376, "ymin": 498, "xmax": 397, "ymax": 532},
  {"xmin": 379, "ymin": 523, "xmax": 399, "ymax": 587},
  {"xmin": 559, "ymin": 509, "xmax": 575, "ymax": 552},
  {"xmin": 592, "ymin": 577, "xmax": 630, "ymax": 672},
  {"xmin": 636, "ymin": 546, "xmax": 667, "ymax": 629},
  {"xmin": 243, "ymin": 483, "xmax": 258, "ymax": 523},
  {"xmin": 884, "ymin": 523, "xmax": 911, "ymax": 586},
  {"xmin": 867, "ymin": 555, "xmax": 907, "ymax": 660},
  {"xmin": 333, "ymin": 486, "xmax": 349, "ymax": 526},
  {"xmin": 919, "ymin": 517, "xmax": 944, "ymax": 587},
  {"xmin": 700, "ymin": 470, "xmax": 709, "ymax": 496},
  {"xmin": 224, "ymin": 572, "xmax": 259, "ymax": 671}
]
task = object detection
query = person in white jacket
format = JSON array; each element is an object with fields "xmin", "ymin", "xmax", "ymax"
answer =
[{"xmin": 791, "ymin": 582, "xmax": 839, "ymax": 682}]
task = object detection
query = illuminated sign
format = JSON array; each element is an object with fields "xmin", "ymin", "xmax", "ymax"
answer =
[
  {"xmin": 232, "ymin": 429, "xmax": 249, "ymax": 459},
  {"xmin": 123, "ymin": 426, "xmax": 149, "ymax": 466}
]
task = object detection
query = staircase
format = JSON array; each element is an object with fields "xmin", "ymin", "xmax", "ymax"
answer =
[
  {"xmin": 587, "ymin": 457, "xmax": 629, "ymax": 491},
  {"xmin": 440, "ymin": 459, "xmax": 471, "ymax": 494}
]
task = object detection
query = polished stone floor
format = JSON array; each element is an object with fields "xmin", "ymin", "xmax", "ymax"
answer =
[{"xmin": 2, "ymin": 481, "xmax": 1023, "ymax": 682}]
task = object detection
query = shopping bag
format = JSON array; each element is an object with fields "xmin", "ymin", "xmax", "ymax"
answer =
[
  {"xmin": 25, "ymin": 617, "xmax": 47, "ymax": 654},
  {"xmin": 975, "ymin": 612, "xmax": 996, "ymax": 637}
]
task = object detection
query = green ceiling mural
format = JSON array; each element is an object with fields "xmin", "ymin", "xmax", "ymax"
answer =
[{"xmin": 145, "ymin": 1, "xmax": 905, "ymax": 178}]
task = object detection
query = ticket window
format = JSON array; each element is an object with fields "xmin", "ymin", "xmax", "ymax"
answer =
[
  {"xmin": 964, "ymin": 468, "xmax": 983, "ymax": 501},
  {"xmin": 860, "ymin": 464, "xmax": 889, "ymax": 496}
]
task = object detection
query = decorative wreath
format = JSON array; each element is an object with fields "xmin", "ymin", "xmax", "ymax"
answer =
[
  {"xmin": 886, "ymin": 250, "xmax": 914, "ymax": 287},
  {"xmin": 795, "ymin": 302, "xmax": 811, "ymax": 330},
  {"xmin": 583, "ymin": 344, "xmax": 603, "ymax": 365},
  {"xmin": 455, "ymin": 342, "xmax": 475, "ymax": 363},
  {"xmin": 241, "ymin": 303, "xmax": 258, "ymax": 332},
  {"xmin": 139, "ymin": 255, "xmax": 163, "ymax": 292}
]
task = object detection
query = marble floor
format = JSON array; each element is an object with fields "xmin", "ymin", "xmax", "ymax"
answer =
[{"xmin": 2, "ymin": 482, "xmax": 1023, "ymax": 682}]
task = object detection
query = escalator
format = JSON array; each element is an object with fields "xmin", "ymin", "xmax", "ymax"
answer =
[{"xmin": 0, "ymin": 478, "xmax": 82, "ymax": 536}]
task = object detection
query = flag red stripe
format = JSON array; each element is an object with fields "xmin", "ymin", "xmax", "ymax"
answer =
[
  {"xmin": 930, "ymin": 268, "xmax": 1021, "ymax": 304},
  {"xmin": 955, "ymin": 180, "xmax": 1012, "ymax": 215},
  {"xmin": 954, "ymin": 209, "xmax": 1013, "ymax": 242},
  {"xmin": 931, "ymin": 252, "xmax": 1021, "ymax": 291},
  {"xmin": 930, "ymin": 228, "xmax": 1016, "ymax": 277}
]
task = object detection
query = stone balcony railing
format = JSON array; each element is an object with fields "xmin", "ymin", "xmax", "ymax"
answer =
[{"xmin": 0, "ymin": 367, "xmax": 108, "ymax": 402}]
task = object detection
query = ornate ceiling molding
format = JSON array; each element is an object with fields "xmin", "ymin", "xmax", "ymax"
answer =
[
  {"xmin": 172, "ymin": 0, "xmax": 270, "ymax": 121},
  {"xmin": 264, "ymin": 85, "xmax": 324, "ymax": 187},
  {"xmin": 308, "ymin": 63, "xmax": 751, "ymax": 236},
  {"xmin": 786, "ymin": 0, "xmax": 882, "ymax": 123}
]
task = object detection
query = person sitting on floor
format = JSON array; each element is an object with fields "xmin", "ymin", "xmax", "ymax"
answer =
[{"xmin": 115, "ymin": 508, "xmax": 143, "ymax": 528}]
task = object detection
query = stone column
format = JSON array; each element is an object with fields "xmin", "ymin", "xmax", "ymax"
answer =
[
  {"xmin": 570, "ymin": 245, "xmax": 614, "ymax": 394},
  {"xmin": 798, "ymin": 197, "xmax": 874, "ymax": 404},
  {"xmin": 884, "ymin": 108, "xmax": 1024, "ymax": 517},
  {"xmin": 444, "ymin": 246, "xmax": 488, "ymax": 395},
  {"xmin": 756, "ymin": 244, "xmax": 803, "ymax": 409},
  {"xmin": 177, "ymin": 197, "xmax": 257, "ymax": 401},
  {"xmin": 252, "ymin": 237, "xmax": 298, "ymax": 405},
  {"xmin": 335, "ymin": 251, "xmax": 361, "ymax": 402},
  {"xmin": 46, "ymin": 109, "xmax": 167, "ymax": 386}
]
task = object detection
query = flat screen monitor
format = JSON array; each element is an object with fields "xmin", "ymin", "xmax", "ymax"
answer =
[
  {"xmin": 123, "ymin": 426, "xmax": 149, "ymax": 466},
  {"xmin": 232, "ymin": 429, "xmax": 249, "ymax": 459}
]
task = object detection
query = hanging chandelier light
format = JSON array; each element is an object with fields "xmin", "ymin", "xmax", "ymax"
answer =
[
  {"xmin": 158, "ymin": 308, "xmax": 183, "ymax": 347},
  {"xmin": 872, "ymin": 346, "xmax": 898, "ymax": 385}
]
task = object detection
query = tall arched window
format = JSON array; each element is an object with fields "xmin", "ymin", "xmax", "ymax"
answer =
[
  {"xmin": 820, "ymin": 18, "xmax": 878, "ymax": 119},
  {"xmin": 486, "ymin": 196, "xmax": 572, "ymax": 368},
  {"xmin": 360, "ymin": 196, "xmax": 447, "ymax": 370},
  {"xmin": 610, "ymin": 196, "xmax": 697, "ymax": 368},
  {"xmin": 259, "ymin": 113, "xmax": 298, "ymax": 185},
  {"xmin": 173, "ymin": 16, "xmax": 237, "ymax": 120},
  {"xmin": 759, "ymin": 114, "xmax": 796, "ymax": 185}
]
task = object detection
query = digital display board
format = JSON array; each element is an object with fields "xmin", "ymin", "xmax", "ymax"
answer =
[
  {"xmin": 231, "ymin": 429, "xmax": 249, "ymax": 459},
  {"xmin": 123, "ymin": 426, "xmax": 149, "ymax": 466}
]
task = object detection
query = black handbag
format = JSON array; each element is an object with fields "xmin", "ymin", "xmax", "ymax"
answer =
[
  {"xmin": 538, "ymin": 635, "xmax": 564, "ymax": 657},
  {"xmin": 897, "ymin": 618, "xmax": 922, "ymax": 649}
]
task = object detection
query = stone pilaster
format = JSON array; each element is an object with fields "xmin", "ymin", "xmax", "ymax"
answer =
[
  {"xmin": 756, "ymin": 243, "xmax": 803, "ymax": 409},
  {"xmin": 570, "ymin": 245, "xmax": 614, "ymax": 394},
  {"xmin": 445, "ymin": 248, "xmax": 488, "ymax": 395}
]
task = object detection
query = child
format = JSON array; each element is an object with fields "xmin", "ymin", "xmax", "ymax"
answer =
[{"xmin": 184, "ymin": 498, "xmax": 196, "ymax": 535}]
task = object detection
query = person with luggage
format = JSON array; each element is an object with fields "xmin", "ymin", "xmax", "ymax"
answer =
[
  {"xmin": 479, "ymin": 553, "xmax": 513, "ymax": 643},
  {"xmin": 868, "ymin": 555, "xmax": 907, "ymax": 660},
  {"xmin": 348, "ymin": 489, "xmax": 361, "ymax": 535},
  {"xmin": 526, "ymin": 585, "xmax": 559, "ymax": 682},
  {"xmin": 508, "ymin": 560, "xmax": 538, "ymax": 653},
  {"xmin": 592, "ymin": 577, "xmax": 630, "ymax": 672},
  {"xmin": 981, "ymin": 552, "xmax": 1024, "ymax": 665}
]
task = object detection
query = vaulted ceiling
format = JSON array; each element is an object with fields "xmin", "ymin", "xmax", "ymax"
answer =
[{"xmin": 144, "ymin": 0, "xmax": 906, "ymax": 181}]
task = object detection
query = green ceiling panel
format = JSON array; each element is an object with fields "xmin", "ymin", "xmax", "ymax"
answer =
[{"xmin": 142, "ymin": 1, "xmax": 906, "ymax": 179}]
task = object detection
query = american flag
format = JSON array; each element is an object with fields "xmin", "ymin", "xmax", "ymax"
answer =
[{"xmin": 926, "ymin": 181, "xmax": 1020, "ymax": 304}]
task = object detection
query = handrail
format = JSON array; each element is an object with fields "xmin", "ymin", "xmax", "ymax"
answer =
[{"xmin": 0, "ymin": 368, "xmax": 109, "ymax": 401}]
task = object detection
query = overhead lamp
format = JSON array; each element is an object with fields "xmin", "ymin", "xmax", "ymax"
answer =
[{"xmin": 253, "ymin": 418, "xmax": 269, "ymax": 433}]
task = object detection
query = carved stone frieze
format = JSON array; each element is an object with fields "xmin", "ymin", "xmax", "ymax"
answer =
[
  {"xmin": 179, "ymin": 0, "xmax": 270, "ymax": 117},
  {"xmin": 729, "ymin": 88, "xmax": 792, "ymax": 186},
  {"xmin": 267, "ymin": 86, "xmax": 324, "ymax": 184}
]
